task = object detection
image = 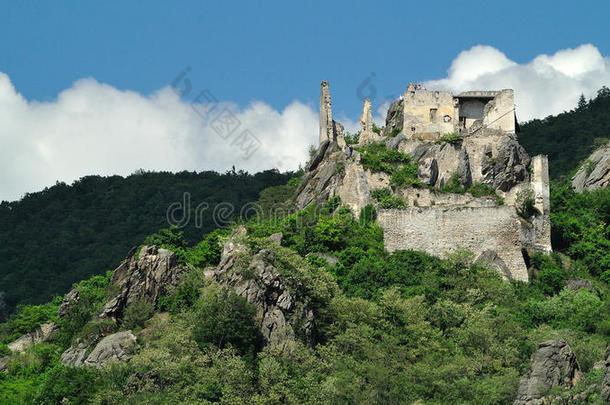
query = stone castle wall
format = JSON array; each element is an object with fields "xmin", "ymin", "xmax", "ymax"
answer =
[{"xmin": 378, "ymin": 205, "xmax": 530, "ymax": 282}]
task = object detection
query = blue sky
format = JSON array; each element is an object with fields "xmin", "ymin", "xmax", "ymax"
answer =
[
  {"xmin": 1, "ymin": 1, "xmax": 610, "ymax": 201},
  {"xmin": 3, "ymin": 1, "xmax": 608, "ymax": 116}
]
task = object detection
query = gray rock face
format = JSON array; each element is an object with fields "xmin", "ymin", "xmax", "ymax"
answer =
[
  {"xmin": 269, "ymin": 232, "xmax": 283, "ymax": 246},
  {"xmin": 483, "ymin": 135, "xmax": 530, "ymax": 191},
  {"xmin": 61, "ymin": 331, "xmax": 137, "ymax": 368},
  {"xmin": 383, "ymin": 98, "xmax": 403, "ymax": 136},
  {"xmin": 457, "ymin": 148, "xmax": 473, "ymax": 188},
  {"xmin": 60, "ymin": 340, "xmax": 89, "ymax": 367},
  {"xmin": 296, "ymin": 142, "xmax": 344, "ymax": 210},
  {"xmin": 417, "ymin": 158, "xmax": 438, "ymax": 186},
  {"xmin": 566, "ymin": 278, "xmax": 596, "ymax": 294},
  {"xmin": 7, "ymin": 322, "xmax": 57, "ymax": 353},
  {"xmin": 210, "ymin": 236, "xmax": 315, "ymax": 348},
  {"xmin": 58, "ymin": 288, "xmax": 80, "ymax": 318},
  {"xmin": 99, "ymin": 246, "xmax": 183, "ymax": 322},
  {"xmin": 0, "ymin": 356, "xmax": 8, "ymax": 372},
  {"xmin": 306, "ymin": 252, "xmax": 339, "ymax": 267},
  {"xmin": 514, "ymin": 340, "xmax": 580, "ymax": 405},
  {"xmin": 572, "ymin": 141, "xmax": 610, "ymax": 192},
  {"xmin": 474, "ymin": 250, "xmax": 511, "ymax": 279},
  {"xmin": 83, "ymin": 331, "xmax": 137, "ymax": 368},
  {"xmin": 602, "ymin": 346, "xmax": 610, "ymax": 402}
]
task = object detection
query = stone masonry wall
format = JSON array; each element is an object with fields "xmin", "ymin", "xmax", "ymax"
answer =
[{"xmin": 378, "ymin": 205, "xmax": 529, "ymax": 282}]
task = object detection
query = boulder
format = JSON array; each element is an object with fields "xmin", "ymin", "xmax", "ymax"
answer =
[
  {"xmin": 83, "ymin": 331, "xmax": 137, "ymax": 368},
  {"xmin": 566, "ymin": 278, "xmax": 596, "ymax": 294},
  {"xmin": 58, "ymin": 288, "xmax": 80, "ymax": 318},
  {"xmin": 99, "ymin": 246, "xmax": 183, "ymax": 322},
  {"xmin": 209, "ymin": 240, "xmax": 315, "ymax": 349},
  {"xmin": 484, "ymin": 135, "xmax": 530, "ymax": 192},
  {"xmin": 7, "ymin": 322, "xmax": 57, "ymax": 354},
  {"xmin": 60, "ymin": 339, "xmax": 89, "ymax": 367},
  {"xmin": 306, "ymin": 252, "xmax": 339, "ymax": 267},
  {"xmin": 383, "ymin": 98, "xmax": 403, "ymax": 136},
  {"xmin": 457, "ymin": 148, "xmax": 472, "ymax": 188},
  {"xmin": 572, "ymin": 140, "xmax": 610, "ymax": 192},
  {"xmin": 269, "ymin": 232, "xmax": 283, "ymax": 246},
  {"xmin": 474, "ymin": 250, "xmax": 511, "ymax": 279},
  {"xmin": 514, "ymin": 340, "xmax": 580, "ymax": 404},
  {"xmin": 417, "ymin": 158, "xmax": 438, "ymax": 186},
  {"xmin": 601, "ymin": 346, "xmax": 610, "ymax": 402}
]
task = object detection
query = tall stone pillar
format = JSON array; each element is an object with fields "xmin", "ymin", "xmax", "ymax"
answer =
[
  {"xmin": 358, "ymin": 98, "xmax": 376, "ymax": 144},
  {"xmin": 531, "ymin": 155, "xmax": 552, "ymax": 253},
  {"xmin": 319, "ymin": 81, "xmax": 333, "ymax": 145}
]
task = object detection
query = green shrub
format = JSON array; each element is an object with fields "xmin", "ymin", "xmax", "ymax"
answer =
[
  {"xmin": 0, "ymin": 342, "xmax": 9, "ymax": 356},
  {"xmin": 186, "ymin": 229, "xmax": 226, "ymax": 267},
  {"xmin": 516, "ymin": 189, "xmax": 540, "ymax": 219},
  {"xmin": 122, "ymin": 300, "xmax": 154, "ymax": 331},
  {"xmin": 344, "ymin": 131, "xmax": 360, "ymax": 145},
  {"xmin": 529, "ymin": 253, "xmax": 566, "ymax": 295},
  {"xmin": 440, "ymin": 173, "xmax": 465, "ymax": 194},
  {"xmin": 390, "ymin": 164, "xmax": 423, "ymax": 187},
  {"xmin": 372, "ymin": 123, "xmax": 381, "ymax": 134},
  {"xmin": 371, "ymin": 188, "xmax": 407, "ymax": 209},
  {"xmin": 143, "ymin": 226, "xmax": 187, "ymax": 263},
  {"xmin": 435, "ymin": 132, "xmax": 462, "ymax": 145},
  {"xmin": 158, "ymin": 270, "xmax": 204, "ymax": 314},
  {"xmin": 359, "ymin": 204, "xmax": 377, "ymax": 226},
  {"xmin": 192, "ymin": 287, "xmax": 262, "ymax": 357},
  {"xmin": 385, "ymin": 128, "xmax": 401, "ymax": 137},
  {"xmin": 356, "ymin": 142, "xmax": 412, "ymax": 174}
]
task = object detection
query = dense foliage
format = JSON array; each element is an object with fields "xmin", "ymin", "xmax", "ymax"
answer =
[
  {"xmin": 1, "ymin": 177, "xmax": 610, "ymax": 403},
  {"xmin": 0, "ymin": 169, "xmax": 293, "ymax": 320},
  {"xmin": 519, "ymin": 86, "xmax": 610, "ymax": 180}
]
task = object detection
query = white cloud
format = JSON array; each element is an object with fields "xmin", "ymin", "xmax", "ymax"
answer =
[
  {"xmin": 424, "ymin": 44, "xmax": 610, "ymax": 121},
  {"xmin": 0, "ymin": 73, "xmax": 318, "ymax": 202},
  {"xmin": 2, "ymin": 43, "xmax": 609, "ymax": 201}
]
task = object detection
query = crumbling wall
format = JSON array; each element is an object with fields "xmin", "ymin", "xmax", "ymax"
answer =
[
  {"xmin": 378, "ymin": 206, "xmax": 529, "ymax": 281},
  {"xmin": 319, "ymin": 81, "xmax": 333, "ymax": 144},
  {"xmin": 482, "ymin": 89, "xmax": 515, "ymax": 133},
  {"xmin": 403, "ymin": 89, "xmax": 456, "ymax": 139}
]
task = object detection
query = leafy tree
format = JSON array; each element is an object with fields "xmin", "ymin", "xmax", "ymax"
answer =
[{"xmin": 192, "ymin": 287, "xmax": 262, "ymax": 357}]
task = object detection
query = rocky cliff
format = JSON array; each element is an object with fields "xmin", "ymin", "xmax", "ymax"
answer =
[
  {"xmin": 572, "ymin": 140, "xmax": 610, "ymax": 192},
  {"xmin": 296, "ymin": 82, "xmax": 551, "ymax": 281}
]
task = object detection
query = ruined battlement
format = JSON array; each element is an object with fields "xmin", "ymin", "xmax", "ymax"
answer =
[{"xmin": 299, "ymin": 81, "xmax": 551, "ymax": 282}]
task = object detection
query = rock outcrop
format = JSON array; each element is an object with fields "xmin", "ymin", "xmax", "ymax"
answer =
[
  {"xmin": 206, "ymin": 233, "xmax": 315, "ymax": 348},
  {"xmin": 572, "ymin": 140, "xmax": 610, "ymax": 192},
  {"xmin": 61, "ymin": 331, "xmax": 137, "ymax": 368},
  {"xmin": 602, "ymin": 347, "xmax": 610, "ymax": 402},
  {"xmin": 382, "ymin": 98, "xmax": 403, "ymax": 136},
  {"xmin": 6, "ymin": 322, "xmax": 57, "ymax": 353},
  {"xmin": 514, "ymin": 340, "xmax": 581, "ymax": 404},
  {"xmin": 99, "ymin": 246, "xmax": 184, "ymax": 322}
]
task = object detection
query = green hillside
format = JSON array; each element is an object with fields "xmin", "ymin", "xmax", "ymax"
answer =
[
  {"xmin": 0, "ymin": 169, "xmax": 294, "ymax": 320},
  {"xmin": 518, "ymin": 86, "xmax": 610, "ymax": 180},
  {"xmin": 1, "ymin": 181, "xmax": 609, "ymax": 403}
]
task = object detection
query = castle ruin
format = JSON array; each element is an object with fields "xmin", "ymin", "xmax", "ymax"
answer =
[{"xmin": 297, "ymin": 81, "xmax": 551, "ymax": 282}]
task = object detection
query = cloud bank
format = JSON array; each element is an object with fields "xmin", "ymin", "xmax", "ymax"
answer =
[
  {"xmin": 424, "ymin": 44, "xmax": 610, "ymax": 121},
  {"xmin": 1, "ymin": 44, "xmax": 609, "ymax": 201},
  {"xmin": 0, "ymin": 73, "xmax": 318, "ymax": 201}
]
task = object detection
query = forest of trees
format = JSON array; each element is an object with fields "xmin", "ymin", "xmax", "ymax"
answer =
[
  {"xmin": 518, "ymin": 86, "xmax": 610, "ymax": 180},
  {"xmin": 0, "ymin": 169, "xmax": 294, "ymax": 320}
]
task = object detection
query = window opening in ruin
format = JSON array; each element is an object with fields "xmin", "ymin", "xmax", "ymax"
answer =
[{"xmin": 429, "ymin": 108, "xmax": 437, "ymax": 121}]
